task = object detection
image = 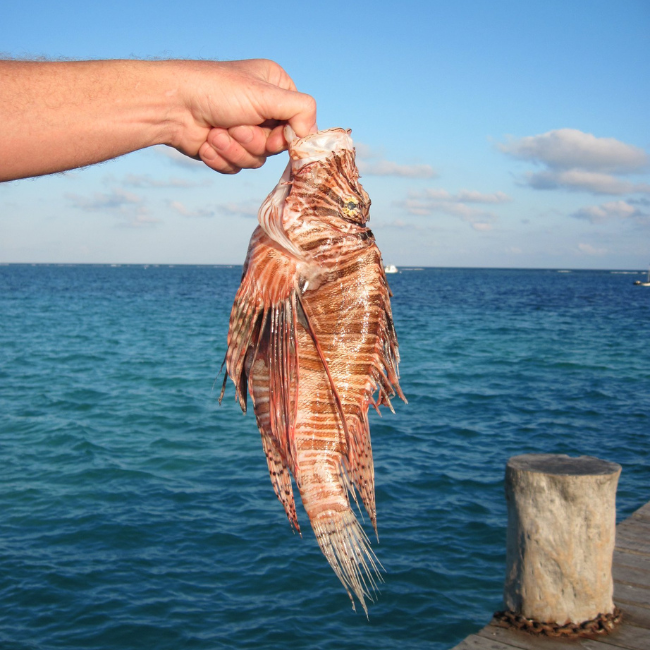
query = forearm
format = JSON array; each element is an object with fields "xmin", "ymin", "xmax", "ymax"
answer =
[{"xmin": 0, "ymin": 60, "xmax": 185, "ymax": 181}]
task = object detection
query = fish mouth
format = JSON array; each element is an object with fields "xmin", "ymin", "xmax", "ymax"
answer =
[{"xmin": 285, "ymin": 126, "xmax": 354, "ymax": 170}]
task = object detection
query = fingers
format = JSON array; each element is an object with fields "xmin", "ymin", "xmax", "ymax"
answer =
[
  {"xmin": 229, "ymin": 125, "xmax": 278, "ymax": 156},
  {"xmin": 264, "ymin": 124, "xmax": 291, "ymax": 156},
  {"xmin": 199, "ymin": 123, "xmax": 298, "ymax": 174},
  {"xmin": 199, "ymin": 127, "xmax": 266, "ymax": 174},
  {"xmin": 198, "ymin": 143, "xmax": 241, "ymax": 174}
]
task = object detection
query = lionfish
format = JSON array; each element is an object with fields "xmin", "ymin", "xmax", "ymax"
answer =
[{"xmin": 220, "ymin": 127, "xmax": 405, "ymax": 614}]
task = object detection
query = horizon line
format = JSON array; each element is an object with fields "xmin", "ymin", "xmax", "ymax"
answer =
[{"xmin": 0, "ymin": 262, "xmax": 646, "ymax": 273}]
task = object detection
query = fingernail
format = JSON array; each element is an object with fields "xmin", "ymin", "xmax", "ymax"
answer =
[
  {"xmin": 309, "ymin": 124, "xmax": 319, "ymax": 134},
  {"xmin": 213, "ymin": 132, "xmax": 231, "ymax": 151}
]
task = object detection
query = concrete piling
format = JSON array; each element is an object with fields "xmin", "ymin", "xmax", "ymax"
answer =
[{"xmin": 503, "ymin": 453, "xmax": 621, "ymax": 626}]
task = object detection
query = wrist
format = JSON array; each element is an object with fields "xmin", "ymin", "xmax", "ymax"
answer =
[
  {"xmin": 151, "ymin": 60, "xmax": 220, "ymax": 154},
  {"xmin": 139, "ymin": 61, "xmax": 190, "ymax": 150}
]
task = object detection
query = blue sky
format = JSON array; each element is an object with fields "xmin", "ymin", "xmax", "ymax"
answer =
[{"xmin": 1, "ymin": 0, "xmax": 648, "ymax": 268}]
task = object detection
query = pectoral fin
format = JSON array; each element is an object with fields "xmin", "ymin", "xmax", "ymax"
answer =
[{"xmin": 222, "ymin": 227, "xmax": 302, "ymax": 524}]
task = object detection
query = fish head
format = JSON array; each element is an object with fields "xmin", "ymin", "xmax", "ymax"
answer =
[{"xmin": 285, "ymin": 127, "xmax": 371, "ymax": 228}]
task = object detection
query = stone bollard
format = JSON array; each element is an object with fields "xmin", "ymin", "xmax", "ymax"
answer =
[{"xmin": 500, "ymin": 453, "xmax": 622, "ymax": 636}]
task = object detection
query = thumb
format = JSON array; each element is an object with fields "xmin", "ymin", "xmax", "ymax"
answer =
[{"xmin": 264, "ymin": 87, "xmax": 317, "ymax": 138}]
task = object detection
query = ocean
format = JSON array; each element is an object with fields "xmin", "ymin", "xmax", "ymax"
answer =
[{"xmin": 1, "ymin": 264, "xmax": 648, "ymax": 650}]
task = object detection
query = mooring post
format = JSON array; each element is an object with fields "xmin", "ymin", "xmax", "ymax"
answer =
[{"xmin": 501, "ymin": 453, "xmax": 622, "ymax": 633}]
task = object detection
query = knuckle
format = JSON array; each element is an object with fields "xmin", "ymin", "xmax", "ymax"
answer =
[
  {"xmin": 262, "ymin": 58, "xmax": 281, "ymax": 73},
  {"xmin": 303, "ymin": 94, "xmax": 317, "ymax": 112}
]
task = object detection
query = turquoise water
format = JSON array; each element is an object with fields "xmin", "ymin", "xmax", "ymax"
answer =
[{"xmin": 1, "ymin": 265, "xmax": 648, "ymax": 650}]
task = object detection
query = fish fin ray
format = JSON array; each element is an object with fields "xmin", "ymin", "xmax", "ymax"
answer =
[
  {"xmin": 344, "ymin": 413, "xmax": 377, "ymax": 536},
  {"xmin": 368, "ymin": 273, "xmax": 407, "ymax": 409},
  {"xmin": 223, "ymin": 228, "xmax": 300, "ymax": 475},
  {"xmin": 260, "ymin": 432, "xmax": 300, "ymax": 533},
  {"xmin": 312, "ymin": 510, "xmax": 384, "ymax": 617},
  {"xmin": 265, "ymin": 295, "xmax": 300, "ymax": 475}
]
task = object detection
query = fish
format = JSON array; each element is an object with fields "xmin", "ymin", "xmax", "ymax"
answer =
[{"xmin": 220, "ymin": 127, "xmax": 405, "ymax": 614}]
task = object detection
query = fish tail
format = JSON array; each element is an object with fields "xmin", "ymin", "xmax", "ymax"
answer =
[{"xmin": 311, "ymin": 508, "xmax": 384, "ymax": 617}]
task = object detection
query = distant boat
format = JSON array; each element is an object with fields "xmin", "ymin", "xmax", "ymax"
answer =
[
  {"xmin": 384, "ymin": 264, "xmax": 398, "ymax": 274},
  {"xmin": 634, "ymin": 266, "xmax": 650, "ymax": 286}
]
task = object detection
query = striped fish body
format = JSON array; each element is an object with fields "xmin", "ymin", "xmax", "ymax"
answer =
[{"xmin": 222, "ymin": 128, "xmax": 405, "ymax": 614}]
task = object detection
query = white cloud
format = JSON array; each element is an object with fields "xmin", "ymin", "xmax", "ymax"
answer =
[
  {"xmin": 216, "ymin": 201, "xmax": 260, "ymax": 218},
  {"xmin": 374, "ymin": 218, "xmax": 426, "ymax": 230},
  {"xmin": 525, "ymin": 170, "xmax": 650, "ymax": 195},
  {"xmin": 119, "ymin": 213, "xmax": 162, "ymax": 228},
  {"xmin": 354, "ymin": 143, "xmax": 375, "ymax": 159},
  {"xmin": 356, "ymin": 142, "xmax": 437, "ymax": 178},
  {"xmin": 401, "ymin": 197, "xmax": 482, "ymax": 218},
  {"xmin": 397, "ymin": 187, "xmax": 509, "ymax": 227},
  {"xmin": 168, "ymin": 200, "xmax": 215, "ymax": 218},
  {"xmin": 456, "ymin": 190, "xmax": 510, "ymax": 204},
  {"xmin": 499, "ymin": 129, "xmax": 648, "ymax": 173},
  {"xmin": 416, "ymin": 188, "xmax": 510, "ymax": 204},
  {"xmin": 572, "ymin": 200, "xmax": 648, "ymax": 224},
  {"xmin": 154, "ymin": 146, "xmax": 206, "ymax": 169},
  {"xmin": 66, "ymin": 188, "xmax": 143, "ymax": 211},
  {"xmin": 499, "ymin": 129, "xmax": 650, "ymax": 196},
  {"xmin": 168, "ymin": 199, "xmax": 261, "ymax": 219},
  {"xmin": 358, "ymin": 159, "xmax": 437, "ymax": 178},
  {"xmin": 577, "ymin": 243, "xmax": 607, "ymax": 256},
  {"xmin": 65, "ymin": 188, "xmax": 160, "ymax": 227}
]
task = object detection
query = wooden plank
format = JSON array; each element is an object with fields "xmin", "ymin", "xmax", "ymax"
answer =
[
  {"xmin": 616, "ymin": 537, "xmax": 650, "ymax": 556},
  {"xmin": 450, "ymin": 633, "xmax": 517, "ymax": 650},
  {"xmin": 614, "ymin": 549, "xmax": 650, "ymax": 571},
  {"xmin": 478, "ymin": 622, "xmax": 650, "ymax": 650},
  {"xmin": 613, "ymin": 554, "xmax": 650, "ymax": 589},
  {"xmin": 613, "ymin": 582, "xmax": 650, "ymax": 608},
  {"xmin": 478, "ymin": 625, "xmax": 596, "ymax": 650},
  {"xmin": 629, "ymin": 502, "xmax": 650, "ymax": 523},
  {"xmin": 476, "ymin": 622, "xmax": 649, "ymax": 650},
  {"xmin": 615, "ymin": 526, "xmax": 650, "ymax": 556},
  {"xmin": 613, "ymin": 602, "xmax": 650, "ymax": 630},
  {"xmin": 616, "ymin": 520, "xmax": 650, "ymax": 541},
  {"xmin": 585, "ymin": 623, "xmax": 650, "ymax": 650}
]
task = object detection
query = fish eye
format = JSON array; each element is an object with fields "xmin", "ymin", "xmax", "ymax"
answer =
[{"xmin": 345, "ymin": 200, "xmax": 358, "ymax": 211}]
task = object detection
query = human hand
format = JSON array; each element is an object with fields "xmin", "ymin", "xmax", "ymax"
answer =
[{"xmin": 170, "ymin": 59, "xmax": 317, "ymax": 174}]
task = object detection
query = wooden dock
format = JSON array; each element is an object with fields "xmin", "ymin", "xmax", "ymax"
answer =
[{"xmin": 451, "ymin": 501, "xmax": 650, "ymax": 650}]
